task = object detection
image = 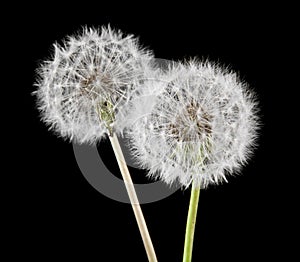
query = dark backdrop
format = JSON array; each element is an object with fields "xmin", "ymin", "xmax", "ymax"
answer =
[{"xmin": 7, "ymin": 2, "xmax": 293, "ymax": 261}]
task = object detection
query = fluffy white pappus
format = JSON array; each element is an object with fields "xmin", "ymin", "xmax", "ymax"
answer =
[
  {"xmin": 127, "ymin": 60, "xmax": 260, "ymax": 188},
  {"xmin": 34, "ymin": 26, "xmax": 154, "ymax": 144},
  {"xmin": 115, "ymin": 64, "xmax": 164, "ymax": 133}
]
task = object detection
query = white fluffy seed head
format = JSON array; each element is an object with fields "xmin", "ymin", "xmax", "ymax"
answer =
[
  {"xmin": 34, "ymin": 26, "xmax": 154, "ymax": 144},
  {"xmin": 127, "ymin": 60, "xmax": 260, "ymax": 189}
]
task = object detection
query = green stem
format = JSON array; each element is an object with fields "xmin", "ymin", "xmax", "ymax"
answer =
[{"xmin": 183, "ymin": 182, "xmax": 200, "ymax": 262}]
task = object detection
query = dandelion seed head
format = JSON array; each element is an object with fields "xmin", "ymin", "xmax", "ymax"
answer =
[
  {"xmin": 127, "ymin": 60, "xmax": 260, "ymax": 188},
  {"xmin": 34, "ymin": 26, "xmax": 153, "ymax": 143}
]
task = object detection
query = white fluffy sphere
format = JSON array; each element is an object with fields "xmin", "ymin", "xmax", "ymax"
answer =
[
  {"xmin": 127, "ymin": 61, "xmax": 259, "ymax": 188},
  {"xmin": 35, "ymin": 26, "xmax": 153, "ymax": 143}
]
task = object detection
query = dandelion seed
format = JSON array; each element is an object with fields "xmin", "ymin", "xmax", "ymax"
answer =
[
  {"xmin": 127, "ymin": 60, "xmax": 260, "ymax": 188},
  {"xmin": 34, "ymin": 26, "xmax": 153, "ymax": 143}
]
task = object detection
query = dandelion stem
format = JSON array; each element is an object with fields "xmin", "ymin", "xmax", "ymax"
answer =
[
  {"xmin": 109, "ymin": 133, "xmax": 158, "ymax": 262},
  {"xmin": 182, "ymin": 182, "xmax": 200, "ymax": 262}
]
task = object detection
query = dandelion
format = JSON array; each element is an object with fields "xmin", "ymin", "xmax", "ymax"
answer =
[
  {"xmin": 34, "ymin": 26, "xmax": 157, "ymax": 262},
  {"xmin": 35, "ymin": 26, "xmax": 153, "ymax": 143},
  {"xmin": 126, "ymin": 60, "xmax": 260, "ymax": 261},
  {"xmin": 128, "ymin": 60, "xmax": 259, "ymax": 188}
]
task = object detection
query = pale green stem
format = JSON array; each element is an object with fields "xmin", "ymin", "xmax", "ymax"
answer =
[
  {"xmin": 109, "ymin": 133, "xmax": 158, "ymax": 262},
  {"xmin": 96, "ymin": 101, "xmax": 158, "ymax": 262},
  {"xmin": 182, "ymin": 182, "xmax": 200, "ymax": 262}
]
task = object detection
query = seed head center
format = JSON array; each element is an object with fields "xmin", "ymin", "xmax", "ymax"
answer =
[
  {"xmin": 80, "ymin": 70, "xmax": 114, "ymax": 100},
  {"xmin": 169, "ymin": 100, "xmax": 212, "ymax": 141}
]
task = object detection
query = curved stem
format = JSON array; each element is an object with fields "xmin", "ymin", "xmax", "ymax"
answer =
[
  {"xmin": 109, "ymin": 133, "xmax": 158, "ymax": 262},
  {"xmin": 182, "ymin": 182, "xmax": 200, "ymax": 262}
]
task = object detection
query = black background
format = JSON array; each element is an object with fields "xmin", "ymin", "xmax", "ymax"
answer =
[{"xmin": 7, "ymin": 2, "xmax": 294, "ymax": 261}]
